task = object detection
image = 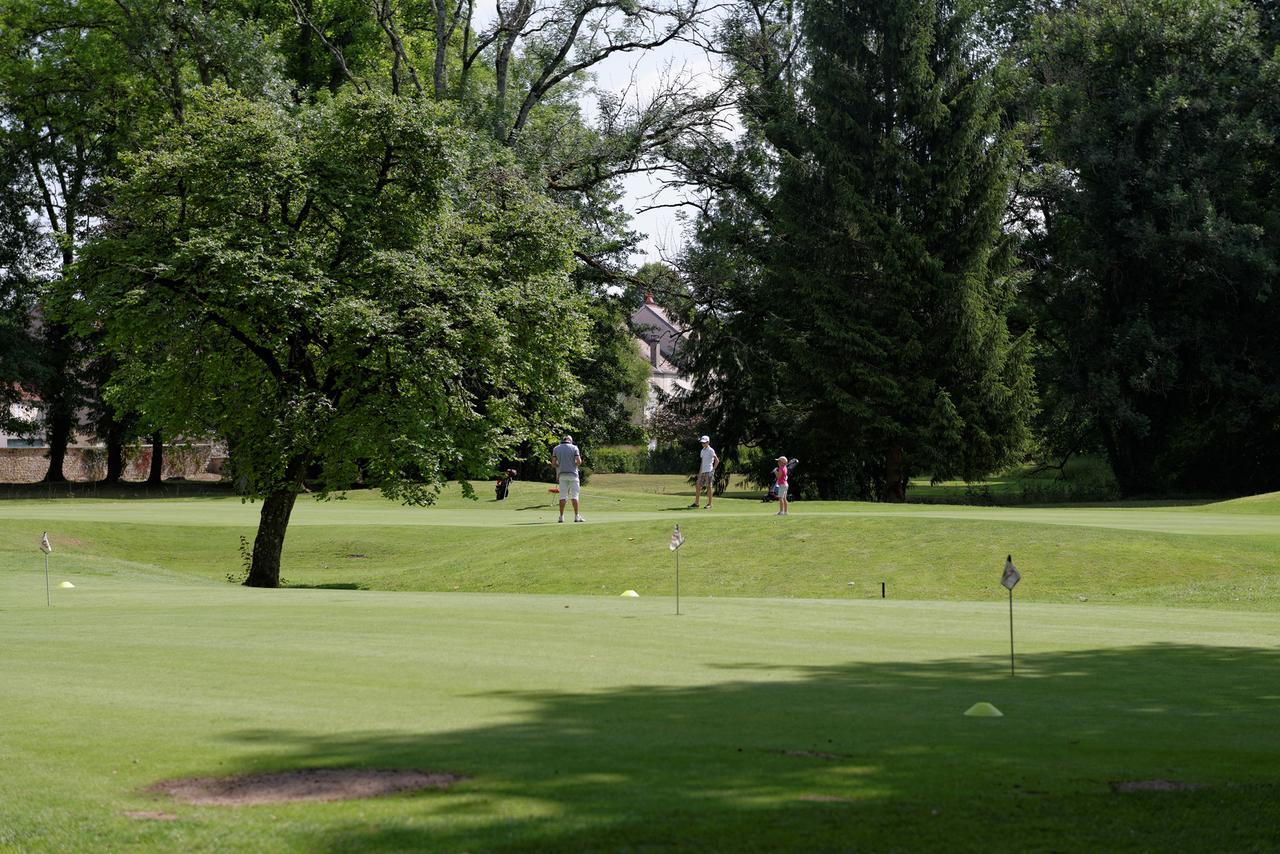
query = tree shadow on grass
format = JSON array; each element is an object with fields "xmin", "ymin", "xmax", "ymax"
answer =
[
  {"xmin": 217, "ymin": 644, "xmax": 1280, "ymax": 852},
  {"xmin": 285, "ymin": 582, "xmax": 367, "ymax": 590}
]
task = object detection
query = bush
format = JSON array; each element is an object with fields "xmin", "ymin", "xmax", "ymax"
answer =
[
  {"xmin": 586, "ymin": 443, "xmax": 698, "ymax": 475},
  {"xmin": 587, "ymin": 446, "xmax": 648, "ymax": 473},
  {"xmin": 647, "ymin": 443, "xmax": 697, "ymax": 474}
]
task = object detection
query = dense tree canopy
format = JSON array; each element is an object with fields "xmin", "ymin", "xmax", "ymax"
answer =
[{"xmin": 1023, "ymin": 0, "xmax": 1280, "ymax": 494}]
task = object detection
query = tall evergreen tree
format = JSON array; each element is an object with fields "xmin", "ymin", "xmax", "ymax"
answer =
[{"xmin": 768, "ymin": 0, "xmax": 1034, "ymax": 500}]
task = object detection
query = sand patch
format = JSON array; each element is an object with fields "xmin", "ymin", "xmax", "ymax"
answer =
[{"xmin": 149, "ymin": 768, "xmax": 464, "ymax": 806}]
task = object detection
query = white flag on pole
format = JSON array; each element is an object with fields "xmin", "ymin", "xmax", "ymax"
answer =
[
  {"xmin": 1001, "ymin": 555, "xmax": 1020, "ymax": 590},
  {"xmin": 40, "ymin": 532, "xmax": 52, "ymax": 555},
  {"xmin": 669, "ymin": 525, "xmax": 684, "ymax": 551}
]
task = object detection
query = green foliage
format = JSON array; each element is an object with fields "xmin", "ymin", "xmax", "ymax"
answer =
[
  {"xmin": 78, "ymin": 87, "xmax": 586, "ymax": 507},
  {"xmin": 0, "ymin": 132, "xmax": 46, "ymax": 435},
  {"xmin": 587, "ymin": 446, "xmax": 648, "ymax": 473},
  {"xmin": 1024, "ymin": 0, "xmax": 1280, "ymax": 495},
  {"xmin": 587, "ymin": 443, "xmax": 696, "ymax": 475},
  {"xmin": 568, "ymin": 293, "xmax": 650, "ymax": 447},
  {"xmin": 683, "ymin": 0, "xmax": 1035, "ymax": 502}
]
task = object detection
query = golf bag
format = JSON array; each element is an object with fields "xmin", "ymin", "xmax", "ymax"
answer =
[
  {"xmin": 762, "ymin": 461, "xmax": 800, "ymax": 502},
  {"xmin": 495, "ymin": 469, "xmax": 516, "ymax": 501},
  {"xmin": 763, "ymin": 483, "xmax": 801, "ymax": 502}
]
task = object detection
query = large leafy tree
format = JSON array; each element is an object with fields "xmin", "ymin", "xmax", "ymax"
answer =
[
  {"xmin": 0, "ymin": 0, "xmax": 134, "ymax": 478},
  {"xmin": 78, "ymin": 88, "xmax": 586, "ymax": 586},
  {"xmin": 1, "ymin": 0, "xmax": 285, "ymax": 480},
  {"xmin": 1025, "ymin": 0, "xmax": 1280, "ymax": 494}
]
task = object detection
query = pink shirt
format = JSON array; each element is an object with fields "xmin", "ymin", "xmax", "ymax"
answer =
[{"xmin": 774, "ymin": 465, "xmax": 788, "ymax": 487}]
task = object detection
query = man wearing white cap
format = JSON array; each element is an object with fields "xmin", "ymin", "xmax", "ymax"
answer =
[
  {"xmin": 689, "ymin": 435, "xmax": 719, "ymax": 509},
  {"xmin": 551, "ymin": 434, "xmax": 584, "ymax": 522}
]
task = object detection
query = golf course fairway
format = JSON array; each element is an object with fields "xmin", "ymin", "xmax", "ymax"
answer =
[{"xmin": 2, "ymin": 479, "xmax": 1278, "ymax": 851}]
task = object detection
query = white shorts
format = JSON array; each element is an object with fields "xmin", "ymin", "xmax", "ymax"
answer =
[
  {"xmin": 776, "ymin": 484, "xmax": 788, "ymax": 500},
  {"xmin": 558, "ymin": 473, "xmax": 580, "ymax": 499}
]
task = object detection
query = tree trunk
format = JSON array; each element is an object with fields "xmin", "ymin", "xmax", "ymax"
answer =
[
  {"xmin": 103, "ymin": 417, "xmax": 125, "ymax": 483},
  {"xmin": 244, "ymin": 487, "xmax": 300, "ymax": 588},
  {"xmin": 1101, "ymin": 423, "xmax": 1156, "ymax": 498},
  {"xmin": 40, "ymin": 323, "xmax": 76, "ymax": 483},
  {"xmin": 146, "ymin": 432, "xmax": 164, "ymax": 485},
  {"xmin": 433, "ymin": 0, "xmax": 449, "ymax": 97},
  {"xmin": 42, "ymin": 411, "xmax": 71, "ymax": 483},
  {"xmin": 493, "ymin": 39, "xmax": 512, "ymax": 140},
  {"xmin": 883, "ymin": 445, "xmax": 907, "ymax": 503}
]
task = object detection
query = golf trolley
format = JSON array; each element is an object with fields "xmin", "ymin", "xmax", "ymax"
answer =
[{"xmin": 495, "ymin": 469, "xmax": 517, "ymax": 501}]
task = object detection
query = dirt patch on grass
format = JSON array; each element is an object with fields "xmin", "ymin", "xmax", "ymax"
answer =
[
  {"xmin": 1110, "ymin": 779, "xmax": 1206, "ymax": 793},
  {"xmin": 149, "ymin": 768, "xmax": 464, "ymax": 806},
  {"xmin": 123, "ymin": 810, "xmax": 179, "ymax": 821}
]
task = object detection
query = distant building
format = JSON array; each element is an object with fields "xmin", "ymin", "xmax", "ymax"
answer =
[
  {"xmin": 2, "ymin": 390, "xmax": 45, "ymax": 448},
  {"xmin": 630, "ymin": 293, "xmax": 692, "ymax": 417}
]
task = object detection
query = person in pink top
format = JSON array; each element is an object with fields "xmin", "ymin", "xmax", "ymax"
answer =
[{"xmin": 773, "ymin": 455, "xmax": 793, "ymax": 516}]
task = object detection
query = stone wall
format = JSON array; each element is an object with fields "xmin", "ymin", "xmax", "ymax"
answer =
[{"xmin": 0, "ymin": 445, "xmax": 225, "ymax": 483}]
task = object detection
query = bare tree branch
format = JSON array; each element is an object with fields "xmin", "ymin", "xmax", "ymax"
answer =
[{"xmin": 287, "ymin": 0, "xmax": 366, "ymax": 93}]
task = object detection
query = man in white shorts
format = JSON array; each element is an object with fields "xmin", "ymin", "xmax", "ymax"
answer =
[
  {"xmin": 551, "ymin": 434, "xmax": 584, "ymax": 523},
  {"xmin": 689, "ymin": 435, "xmax": 719, "ymax": 509}
]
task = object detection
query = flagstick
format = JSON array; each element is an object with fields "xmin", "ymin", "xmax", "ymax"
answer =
[
  {"xmin": 675, "ymin": 547, "xmax": 680, "ymax": 616},
  {"xmin": 44, "ymin": 553, "xmax": 50, "ymax": 607},
  {"xmin": 1008, "ymin": 587, "xmax": 1015, "ymax": 676}
]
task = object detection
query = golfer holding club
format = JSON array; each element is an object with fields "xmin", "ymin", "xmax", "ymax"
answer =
[{"xmin": 551, "ymin": 434, "xmax": 584, "ymax": 523}]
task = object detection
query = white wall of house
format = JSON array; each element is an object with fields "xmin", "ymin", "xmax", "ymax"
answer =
[
  {"xmin": 631, "ymin": 295, "xmax": 693, "ymax": 417},
  {"xmin": 2, "ymin": 402, "xmax": 45, "ymax": 448}
]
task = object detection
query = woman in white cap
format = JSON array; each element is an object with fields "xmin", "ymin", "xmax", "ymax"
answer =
[{"xmin": 689, "ymin": 435, "xmax": 719, "ymax": 508}]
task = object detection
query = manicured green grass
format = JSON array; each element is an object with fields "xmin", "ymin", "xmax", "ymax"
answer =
[
  {"xmin": 3, "ymin": 584, "xmax": 1280, "ymax": 852},
  {"xmin": 3, "ymin": 476, "xmax": 1278, "ymax": 607},
  {"xmin": 1, "ymin": 477, "xmax": 1278, "ymax": 850}
]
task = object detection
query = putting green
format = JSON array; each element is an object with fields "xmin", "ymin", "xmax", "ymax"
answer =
[
  {"xmin": 2, "ymin": 580, "xmax": 1278, "ymax": 851},
  {"xmin": 2, "ymin": 478, "xmax": 1279, "ymax": 849}
]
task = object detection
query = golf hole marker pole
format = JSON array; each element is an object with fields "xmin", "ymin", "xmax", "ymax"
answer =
[
  {"xmin": 40, "ymin": 531, "xmax": 52, "ymax": 606},
  {"xmin": 1001, "ymin": 555, "xmax": 1021, "ymax": 676},
  {"xmin": 669, "ymin": 524, "xmax": 685, "ymax": 615}
]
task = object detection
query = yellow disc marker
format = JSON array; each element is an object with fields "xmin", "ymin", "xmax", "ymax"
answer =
[
  {"xmin": 620, "ymin": 590, "xmax": 640, "ymax": 597},
  {"xmin": 964, "ymin": 702, "xmax": 1003, "ymax": 717},
  {"xmin": 59, "ymin": 581, "xmax": 76, "ymax": 589}
]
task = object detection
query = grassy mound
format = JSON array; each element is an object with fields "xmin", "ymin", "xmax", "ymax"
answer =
[{"xmin": 2, "ymin": 475, "xmax": 1278, "ymax": 608}]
